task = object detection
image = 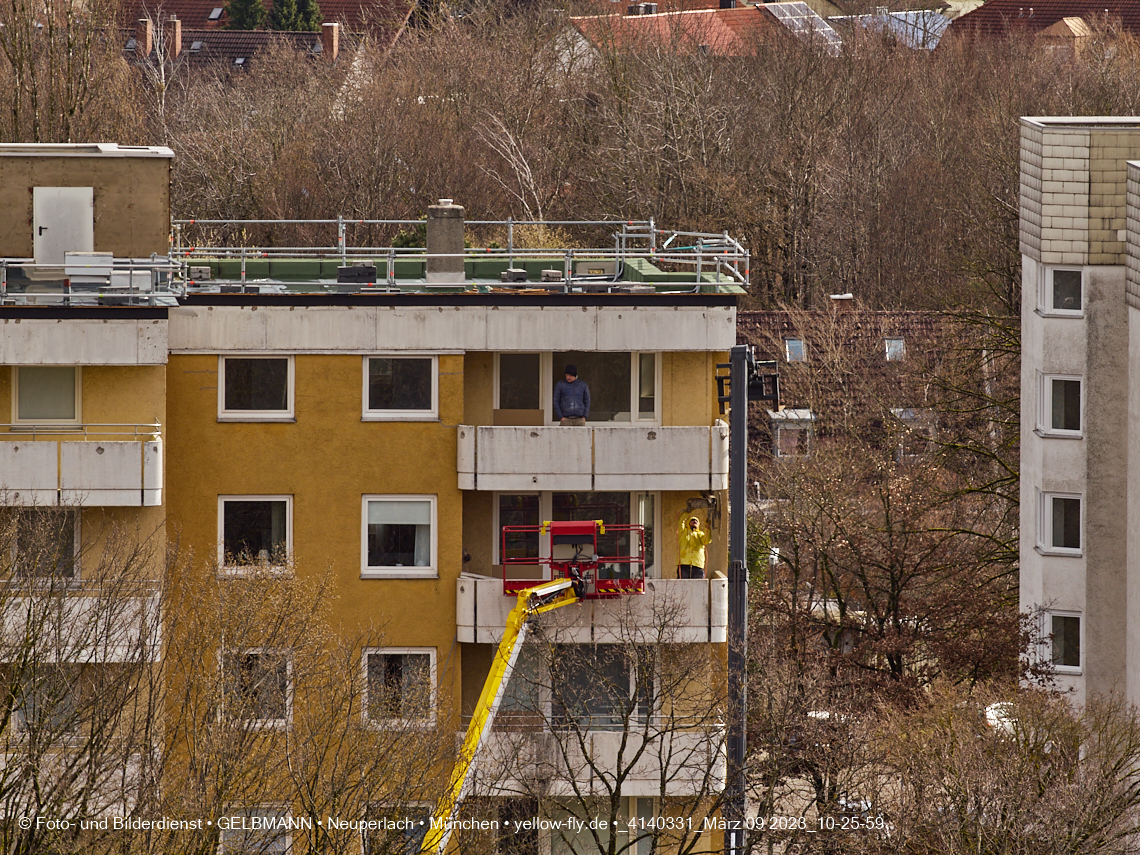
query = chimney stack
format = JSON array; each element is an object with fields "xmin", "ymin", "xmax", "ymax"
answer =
[
  {"xmin": 166, "ymin": 15, "xmax": 181, "ymax": 58},
  {"xmin": 321, "ymin": 22, "xmax": 339, "ymax": 61},
  {"xmin": 136, "ymin": 18, "xmax": 153, "ymax": 57},
  {"xmin": 426, "ymin": 199, "xmax": 466, "ymax": 284}
]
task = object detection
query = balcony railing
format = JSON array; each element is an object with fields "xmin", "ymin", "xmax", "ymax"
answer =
[
  {"xmin": 457, "ymin": 575, "xmax": 727, "ymax": 644},
  {"xmin": 457, "ymin": 424, "xmax": 729, "ymax": 492},
  {"xmin": 0, "ymin": 425, "xmax": 162, "ymax": 507}
]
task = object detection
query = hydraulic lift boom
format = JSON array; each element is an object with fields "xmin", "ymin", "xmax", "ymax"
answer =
[{"xmin": 421, "ymin": 573, "xmax": 586, "ymax": 855}]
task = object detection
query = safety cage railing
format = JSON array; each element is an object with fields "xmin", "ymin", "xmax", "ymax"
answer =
[{"xmin": 500, "ymin": 520, "xmax": 646, "ymax": 599}]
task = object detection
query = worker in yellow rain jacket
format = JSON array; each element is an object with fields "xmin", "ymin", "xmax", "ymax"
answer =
[{"xmin": 678, "ymin": 514, "xmax": 710, "ymax": 579}]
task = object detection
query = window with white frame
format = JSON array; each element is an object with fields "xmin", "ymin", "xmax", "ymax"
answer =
[
  {"xmin": 784, "ymin": 338, "xmax": 806, "ymax": 363},
  {"xmin": 363, "ymin": 356, "xmax": 437, "ymax": 420},
  {"xmin": 494, "ymin": 491, "xmax": 657, "ymax": 578},
  {"xmin": 13, "ymin": 366, "xmax": 80, "ymax": 423},
  {"xmin": 223, "ymin": 650, "xmax": 291, "ymax": 726},
  {"xmin": 552, "ymin": 352, "xmax": 659, "ymax": 423},
  {"xmin": 362, "ymin": 496, "xmax": 436, "ymax": 577},
  {"xmin": 12, "ymin": 508, "xmax": 79, "ymax": 578},
  {"xmin": 1040, "ymin": 375, "xmax": 1082, "ymax": 435},
  {"xmin": 769, "ymin": 409, "xmax": 814, "ymax": 458},
  {"xmin": 551, "ymin": 644, "xmax": 653, "ymax": 731},
  {"xmin": 218, "ymin": 356, "xmax": 293, "ymax": 420},
  {"xmin": 218, "ymin": 496, "xmax": 291, "ymax": 570},
  {"xmin": 1041, "ymin": 267, "xmax": 1083, "ymax": 315},
  {"xmin": 1048, "ymin": 612, "xmax": 1081, "ymax": 672},
  {"xmin": 884, "ymin": 338, "xmax": 906, "ymax": 362},
  {"xmin": 1040, "ymin": 492, "xmax": 1081, "ymax": 553},
  {"xmin": 363, "ymin": 648, "xmax": 435, "ymax": 726},
  {"xmin": 219, "ymin": 807, "xmax": 291, "ymax": 854},
  {"xmin": 891, "ymin": 408, "xmax": 936, "ymax": 459},
  {"xmin": 15, "ymin": 664, "xmax": 80, "ymax": 735},
  {"xmin": 362, "ymin": 804, "xmax": 431, "ymax": 855}
]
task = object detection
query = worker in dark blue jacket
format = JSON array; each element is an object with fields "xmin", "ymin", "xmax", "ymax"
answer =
[{"xmin": 554, "ymin": 364, "xmax": 590, "ymax": 425}]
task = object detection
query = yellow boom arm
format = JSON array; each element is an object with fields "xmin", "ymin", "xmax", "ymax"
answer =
[{"xmin": 422, "ymin": 576, "xmax": 582, "ymax": 855}]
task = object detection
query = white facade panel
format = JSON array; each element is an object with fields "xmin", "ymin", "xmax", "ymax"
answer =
[
  {"xmin": 593, "ymin": 426, "xmax": 714, "ymax": 492},
  {"xmin": 0, "ymin": 441, "xmax": 57, "ymax": 504},
  {"xmin": 375, "ymin": 306, "xmax": 489, "ymax": 350},
  {"xmin": 263, "ymin": 306, "xmax": 376, "ymax": 350},
  {"xmin": 595, "ymin": 306, "xmax": 708, "ymax": 351},
  {"xmin": 168, "ymin": 306, "xmax": 268, "ymax": 351},
  {"xmin": 474, "ymin": 426, "xmax": 592, "ymax": 491},
  {"xmin": 486, "ymin": 306, "xmax": 598, "ymax": 351},
  {"xmin": 0, "ymin": 319, "xmax": 168, "ymax": 365},
  {"xmin": 0, "ymin": 594, "xmax": 160, "ymax": 663},
  {"xmin": 142, "ymin": 440, "xmax": 162, "ymax": 506}
]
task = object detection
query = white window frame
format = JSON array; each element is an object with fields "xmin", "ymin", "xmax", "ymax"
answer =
[
  {"xmin": 11, "ymin": 508, "xmax": 81, "ymax": 581},
  {"xmin": 1038, "ymin": 374, "xmax": 1083, "ymax": 437},
  {"xmin": 1045, "ymin": 610, "xmax": 1082, "ymax": 674},
  {"xmin": 361, "ymin": 647, "xmax": 437, "ymax": 728},
  {"xmin": 769, "ymin": 409, "xmax": 815, "ymax": 459},
  {"xmin": 784, "ymin": 338, "xmax": 807, "ymax": 363},
  {"xmin": 537, "ymin": 352, "xmax": 662, "ymax": 425},
  {"xmin": 12, "ymin": 366, "xmax": 81, "ymax": 425},
  {"xmin": 884, "ymin": 338, "xmax": 906, "ymax": 362},
  {"xmin": 217, "ymin": 495, "xmax": 293, "ymax": 574},
  {"xmin": 361, "ymin": 495, "xmax": 437, "ymax": 579},
  {"xmin": 1038, "ymin": 491, "xmax": 1082, "ymax": 556},
  {"xmin": 362, "ymin": 354, "xmax": 439, "ymax": 421},
  {"xmin": 218, "ymin": 806, "xmax": 293, "ymax": 854},
  {"xmin": 1039, "ymin": 265, "xmax": 1084, "ymax": 317},
  {"xmin": 491, "ymin": 491, "xmax": 659, "ymax": 577},
  {"xmin": 221, "ymin": 648, "xmax": 293, "ymax": 729},
  {"xmin": 217, "ymin": 355, "xmax": 295, "ymax": 422}
]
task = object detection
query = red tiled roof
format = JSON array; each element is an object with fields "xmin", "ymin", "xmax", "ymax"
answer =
[
  {"xmin": 571, "ymin": 6, "xmax": 783, "ymax": 54},
  {"xmin": 177, "ymin": 28, "xmax": 323, "ymax": 65},
  {"xmin": 946, "ymin": 0, "xmax": 1140, "ymax": 38}
]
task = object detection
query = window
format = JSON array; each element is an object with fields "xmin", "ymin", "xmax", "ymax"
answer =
[
  {"xmin": 218, "ymin": 356, "xmax": 293, "ymax": 421},
  {"xmin": 362, "ymin": 804, "xmax": 430, "ymax": 855},
  {"xmin": 208, "ymin": 7, "xmax": 223, "ymax": 19},
  {"xmin": 12, "ymin": 509, "xmax": 79, "ymax": 578},
  {"xmin": 362, "ymin": 496, "xmax": 436, "ymax": 577},
  {"xmin": 497, "ymin": 800, "xmax": 540, "ymax": 855},
  {"xmin": 1040, "ymin": 375, "xmax": 1081, "ymax": 435},
  {"xmin": 218, "ymin": 497, "xmax": 291, "ymax": 570},
  {"xmin": 1048, "ymin": 612, "xmax": 1081, "ymax": 672},
  {"xmin": 223, "ymin": 650, "xmax": 291, "ymax": 726},
  {"xmin": 497, "ymin": 353, "xmax": 542, "ymax": 410},
  {"xmin": 219, "ymin": 808, "xmax": 291, "ymax": 854},
  {"xmin": 552, "ymin": 352, "xmax": 658, "ymax": 423},
  {"xmin": 499, "ymin": 494, "xmax": 540, "ymax": 560},
  {"xmin": 363, "ymin": 356, "xmax": 437, "ymax": 420},
  {"xmin": 884, "ymin": 338, "xmax": 906, "ymax": 362},
  {"xmin": 769, "ymin": 409, "xmax": 814, "ymax": 458},
  {"xmin": 891, "ymin": 408, "xmax": 936, "ymax": 459},
  {"xmin": 1042, "ymin": 267, "xmax": 1083, "ymax": 315},
  {"xmin": 363, "ymin": 649, "xmax": 435, "ymax": 726},
  {"xmin": 1040, "ymin": 492, "xmax": 1081, "ymax": 553},
  {"xmin": 551, "ymin": 645, "xmax": 652, "ymax": 731},
  {"xmin": 13, "ymin": 366, "xmax": 80, "ymax": 423},
  {"xmin": 15, "ymin": 665, "xmax": 79, "ymax": 735},
  {"xmin": 784, "ymin": 338, "xmax": 806, "ymax": 363}
]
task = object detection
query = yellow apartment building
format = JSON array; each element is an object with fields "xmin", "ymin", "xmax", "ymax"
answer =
[{"xmin": 0, "ymin": 145, "xmax": 741, "ymax": 855}]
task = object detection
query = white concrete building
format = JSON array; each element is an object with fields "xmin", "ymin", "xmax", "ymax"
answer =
[{"xmin": 1019, "ymin": 117, "xmax": 1140, "ymax": 703}]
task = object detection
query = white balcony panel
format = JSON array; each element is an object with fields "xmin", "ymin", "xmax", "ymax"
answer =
[
  {"xmin": 485, "ymin": 306, "xmax": 599, "ymax": 352},
  {"xmin": 61, "ymin": 441, "xmax": 141, "ymax": 505},
  {"xmin": 457, "ymin": 576, "xmax": 726, "ymax": 645},
  {"xmin": 0, "ymin": 594, "xmax": 161, "ymax": 663},
  {"xmin": 595, "ymin": 304, "xmax": 737, "ymax": 351},
  {"xmin": 470, "ymin": 729, "xmax": 725, "ymax": 797},
  {"xmin": 0, "ymin": 318, "xmax": 167, "ymax": 364},
  {"xmin": 593, "ymin": 426, "xmax": 725, "ymax": 491},
  {"xmin": 1, "ymin": 438, "xmax": 162, "ymax": 507},
  {"xmin": 0, "ymin": 442, "xmax": 57, "ymax": 504},
  {"xmin": 458, "ymin": 425, "xmax": 724, "ymax": 491},
  {"xmin": 472, "ymin": 426, "xmax": 592, "ymax": 492}
]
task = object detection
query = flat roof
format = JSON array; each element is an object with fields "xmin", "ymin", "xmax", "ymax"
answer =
[{"xmin": 0, "ymin": 144, "xmax": 174, "ymax": 158}]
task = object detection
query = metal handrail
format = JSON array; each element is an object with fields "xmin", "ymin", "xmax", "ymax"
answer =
[{"xmin": 0, "ymin": 423, "xmax": 162, "ymax": 439}]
